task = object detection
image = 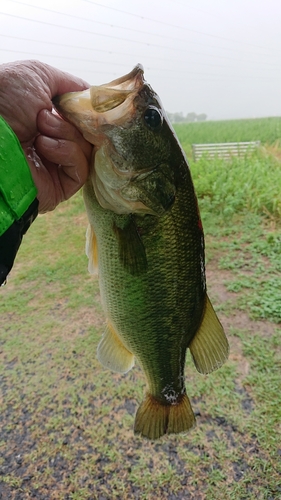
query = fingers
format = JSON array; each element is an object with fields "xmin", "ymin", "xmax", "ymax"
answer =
[
  {"xmin": 37, "ymin": 109, "xmax": 92, "ymax": 162},
  {"xmin": 36, "ymin": 108, "xmax": 92, "ymax": 190},
  {"xmin": 34, "ymin": 109, "xmax": 93, "ymax": 208},
  {"xmin": 35, "ymin": 134, "xmax": 90, "ymax": 191}
]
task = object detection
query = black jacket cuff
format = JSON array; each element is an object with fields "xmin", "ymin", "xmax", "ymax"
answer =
[{"xmin": 0, "ymin": 198, "xmax": 39, "ymax": 285}]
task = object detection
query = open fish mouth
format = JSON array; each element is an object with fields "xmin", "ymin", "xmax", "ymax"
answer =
[{"xmin": 53, "ymin": 65, "xmax": 145, "ymax": 142}]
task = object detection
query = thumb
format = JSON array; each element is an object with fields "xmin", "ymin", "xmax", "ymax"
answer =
[{"xmin": 31, "ymin": 60, "xmax": 90, "ymax": 98}]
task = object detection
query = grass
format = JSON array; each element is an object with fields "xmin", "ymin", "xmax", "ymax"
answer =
[
  {"xmin": 210, "ymin": 216, "xmax": 281, "ymax": 323},
  {"xmin": 0, "ymin": 120, "xmax": 281, "ymax": 498}
]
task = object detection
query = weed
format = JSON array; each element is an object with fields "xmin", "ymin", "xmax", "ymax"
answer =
[{"xmin": 189, "ymin": 152, "xmax": 281, "ymax": 219}]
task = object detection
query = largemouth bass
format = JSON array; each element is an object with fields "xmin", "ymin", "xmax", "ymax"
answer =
[{"xmin": 53, "ymin": 65, "xmax": 229, "ymax": 440}]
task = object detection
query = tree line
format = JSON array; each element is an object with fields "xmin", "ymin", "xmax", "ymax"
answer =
[{"xmin": 167, "ymin": 111, "xmax": 207, "ymax": 123}]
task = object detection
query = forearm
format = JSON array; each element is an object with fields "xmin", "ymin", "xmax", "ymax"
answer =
[{"xmin": 0, "ymin": 115, "xmax": 38, "ymax": 285}]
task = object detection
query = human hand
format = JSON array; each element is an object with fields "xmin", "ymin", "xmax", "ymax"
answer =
[{"xmin": 0, "ymin": 60, "xmax": 92, "ymax": 213}]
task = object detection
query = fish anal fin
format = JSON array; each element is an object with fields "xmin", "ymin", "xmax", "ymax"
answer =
[
  {"xmin": 97, "ymin": 322, "xmax": 135, "ymax": 373},
  {"xmin": 134, "ymin": 393, "xmax": 196, "ymax": 440},
  {"xmin": 189, "ymin": 295, "xmax": 229, "ymax": 374},
  {"xmin": 85, "ymin": 224, "xmax": 98, "ymax": 275},
  {"xmin": 113, "ymin": 216, "xmax": 147, "ymax": 275}
]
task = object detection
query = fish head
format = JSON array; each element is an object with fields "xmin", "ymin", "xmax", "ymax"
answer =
[{"xmin": 53, "ymin": 65, "xmax": 178, "ymax": 215}]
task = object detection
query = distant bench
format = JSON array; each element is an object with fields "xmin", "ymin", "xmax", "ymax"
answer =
[{"xmin": 192, "ymin": 141, "xmax": 260, "ymax": 161}]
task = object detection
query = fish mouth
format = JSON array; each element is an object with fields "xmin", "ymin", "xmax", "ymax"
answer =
[
  {"xmin": 53, "ymin": 64, "xmax": 145, "ymax": 144},
  {"xmin": 95, "ymin": 64, "xmax": 145, "ymax": 92}
]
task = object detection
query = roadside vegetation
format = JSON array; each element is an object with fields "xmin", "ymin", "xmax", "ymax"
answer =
[{"xmin": 0, "ymin": 117, "xmax": 280, "ymax": 499}]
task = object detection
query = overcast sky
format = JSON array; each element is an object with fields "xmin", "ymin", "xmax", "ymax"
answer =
[{"xmin": 1, "ymin": 0, "xmax": 281, "ymax": 120}]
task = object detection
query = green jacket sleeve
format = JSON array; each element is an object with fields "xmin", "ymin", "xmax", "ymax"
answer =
[{"xmin": 0, "ymin": 115, "xmax": 38, "ymax": 285}]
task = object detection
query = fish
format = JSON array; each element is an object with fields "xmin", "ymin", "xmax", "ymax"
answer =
[{"xmin": 53, "ymin": 65, "xmax": 229, "ymax": 440}]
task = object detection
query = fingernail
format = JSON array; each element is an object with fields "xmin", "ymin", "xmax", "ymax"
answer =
[
  {"xmin": 41, "ymin": 136, "xmax": 60, "ymax": 147},
  {"xmin": 45, "ymin": 109, "xmax": 61, "ymax": 126}
]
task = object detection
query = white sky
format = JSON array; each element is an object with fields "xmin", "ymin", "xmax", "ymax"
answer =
[{"xmin": 1, "ymin": 0, "xmax": 281, "ymax": 120}]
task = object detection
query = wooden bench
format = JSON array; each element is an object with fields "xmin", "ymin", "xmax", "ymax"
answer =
[{"xmin": 192, "ymin": 141, "xmax": 260, "ymax": 161}]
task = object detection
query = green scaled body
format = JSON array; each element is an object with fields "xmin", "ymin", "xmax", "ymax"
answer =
[{"xmin": 54, "ymin": 65, "xmax": 229, "ymax": 439}]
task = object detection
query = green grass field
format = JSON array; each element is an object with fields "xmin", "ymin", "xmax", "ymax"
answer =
[
  {"xmin": 0, "ymin": 117, "xmax": 280, "ymax": 499},
  {"xmin": 174, "ymin": 116, "xmax": 281, "ymax": 148}
]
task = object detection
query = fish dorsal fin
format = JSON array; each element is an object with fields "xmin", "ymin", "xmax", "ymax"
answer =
[
  {"xmin": 113, "ymin": 216, "xmax": 147, "ymax": 275},
  {"xmin": 85, "ymin": 224, "xmax": 98, "ymax": 275},
  {"xmin": 97, "ymin": 322, "xmax": 135, "ymax": 373},
  {"xmin": 189, "ymin": 295, "xmax": 229, "ymax": 374}
]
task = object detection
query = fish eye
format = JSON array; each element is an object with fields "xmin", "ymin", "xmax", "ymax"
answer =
[{"xmin": 143, "ymin": 106, "xmax": 163, "ymax": 130}]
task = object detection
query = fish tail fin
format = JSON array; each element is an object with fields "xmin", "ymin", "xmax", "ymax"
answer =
[
  {"xmin": 189, "ymin": 294, "xmax": 229, "ymax": 374},
  {"xmin": 134, "ymin": 393, "xmax": 196, "ymax": 440}
]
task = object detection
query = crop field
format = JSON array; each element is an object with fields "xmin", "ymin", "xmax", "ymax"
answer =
[
  {"xmin": 0, "ymin": 117, "xmax": 280, "ymax": 499},
  {"xmin": 173, "ymin": 116, "xmax": 281, "ymax": 151}
]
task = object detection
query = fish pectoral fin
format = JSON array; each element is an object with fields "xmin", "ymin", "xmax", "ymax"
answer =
[
  {"xmin": 85, "ymin": 224, "xmax": 98, "ymax": 275},
  {"xmin": 189, "ymin": 295, "xmax": 229, "ymax": 374},
  {"xmin": 113, "ymin": 216, "xmax": 147, "ymax": 275},
  {"xmin": 97, "ymin": 322, "xmax": 135, "ymax": 373},
  {"xmin": 134, "ymin": 393, "xmax": 196, "ymax": 440}
]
